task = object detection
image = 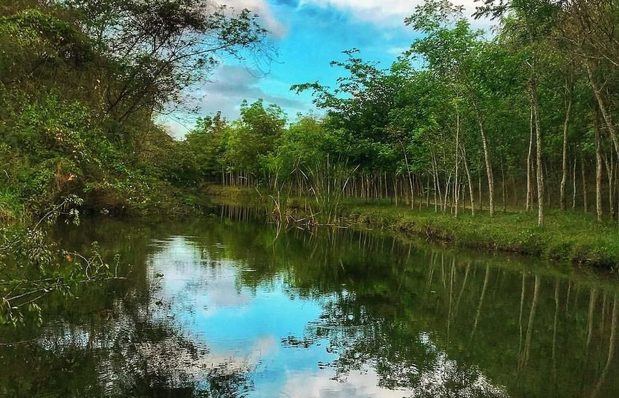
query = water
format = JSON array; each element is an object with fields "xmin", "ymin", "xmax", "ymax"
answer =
[{"xmin": 1, "ymin": 214, "xmax": 618, "ymax": 397}]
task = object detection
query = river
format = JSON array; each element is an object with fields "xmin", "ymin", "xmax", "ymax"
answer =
[{"xmin": 1, "ymin": 210, "xmax": 617, "ymax": 397}]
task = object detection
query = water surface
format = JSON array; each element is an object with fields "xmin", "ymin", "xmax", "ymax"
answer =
[{"xmin": 1, "ymin": 214, "xmax": 617, "ymax": 397}]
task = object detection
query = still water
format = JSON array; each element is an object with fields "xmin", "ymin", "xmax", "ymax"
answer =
[{"xmin": 1, "ymin": 211, "xmax": 618, "ymax": 397}]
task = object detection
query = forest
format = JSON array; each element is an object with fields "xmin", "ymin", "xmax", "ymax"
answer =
[
  {"xmin": 1, "ymin": 0, "xmax": 617, "ymax": 224},
  {"xmin": 0, "ymin": 0, "xmax": 618, "ymax": 324},
  {"xmin": 185, "ymin": 0, "xmax": 619, "ymax": 228}
]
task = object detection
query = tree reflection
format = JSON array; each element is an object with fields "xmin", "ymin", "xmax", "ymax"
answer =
[{"xmin": 1, "ymin": 217, "xmax": 618, "ymax": 397}]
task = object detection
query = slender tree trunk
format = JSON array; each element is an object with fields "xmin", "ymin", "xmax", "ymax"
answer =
[
  {"xmin": 587, "ymin": 61, "xmax": 619, "ymax": 158},
  {"xmin": 478, "ymin": 173, "xmax": 483, "ymax": 212},
  {"xmin": 572, "ymin": 160, "xmax": 577, "ymax": 210},
  {"xmin": 461, "ymin": 146, "xmax": 475, "ymax": 215},
  {"xmin": 526, "ymin": 104, "xmax": 535, "ymax": 211},
  {"xmin": 560, "ymin": 83, "xmax": 572, "ymax": 210},
  {"xmin": 595, "ymin": 115, "xmax": 604, "ymax": 222},
  {"xmin": 401, "ymin": 141, "xmax": 415, "ymax": 210},
  {"xmin": 530, "ymin": 81, "xmax": 545, "ymax": 226},
  {"xmin": 434, "ymin": 172, "xmax": 438, "ymax": 213},
  {"xmin": 443, "ymin": 172, "xmax": 452, "ymax": 213},
  {"xmin": 394, "ymin": 176, "xmax": 398, "ymax": 206},
  {"xmin": 476, "ymin": 114, "xmax": 495, "ymax": 216},
  {"xmin": 385, "ymin": 172, "xmax": 389, "ymax": 200},
  {"xmin": 582, "ymin": 157, "xmax": 588, "ymax": 213},
  {"xmin": 432, "ymin": 155, "xmax": 439, "ymax": 212},
  {"xmin": 604, "ymin": 155, "xmax": 615, "ymax": 220},
  {"xmin": 426, "ymin": 175, "xmax": 431, "ymax": 209},
  {"xmin": 454, "ymin": 110, "xmax": 460, "ymax": 218}
]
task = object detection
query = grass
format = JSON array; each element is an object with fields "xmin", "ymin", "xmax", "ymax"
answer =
[
  {"xmin": 206, "ymin": 186, "xmax": 619, "ymax": 270},
  {"xmin": 336, "ymin": 203, "xmax": 619, "ymax": 270}
]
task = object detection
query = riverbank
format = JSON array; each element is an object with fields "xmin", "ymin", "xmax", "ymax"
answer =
[
  {"xmin": 204, "ymin": 186, "xmax": 619, "ymax": 270},
  {"xmin": 5, "ymin": 184, "xmax": 618, "ymax": 271}
]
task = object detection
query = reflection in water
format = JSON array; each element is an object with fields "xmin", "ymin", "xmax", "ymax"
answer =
[{"xmin": 0, "ymin": 216, "xmax": 618, "ymax": 397}]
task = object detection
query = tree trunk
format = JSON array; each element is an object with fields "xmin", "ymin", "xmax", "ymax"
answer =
[
  {"xmin": 587, "ymin": 61, "xmax": 619, "ymax": 158},
  {"xmin": 530, "ymin": 81, "xmax": 545, "ymax": 227},
  {"xmin": 394, "ymin": 177, "xmax": 398, "ymax": 206},
  {"xmin": 476, "ymin": 115, "xmax": 495, "ymax": 216},
  {"xmin": 604, "ymin": 155, "xmax": 615, "ymax": 220},
  {"xmin": 572, "ymin": 160, "xmax": 577, "ymax": 210},
  {"xmin": 560, "ymin": 83, "xmax": 572, "ymax": 210},
  {"xmin": 595, "ymin": 115, "xmax": 603, "ymax": 222},
  {"xmin": 582, "ymin": 157, "xmax": 588, "ymax": 213},
  {"xmin": 478, "ymin": 172, "xmax": 483, "ymax": 212},
  {"xmin": 454, "ymin": 110, "xmax": 460, "ymax": 218},
  {"xmin": 530, "ymin": 81, "xmax": 544, "ymax": 227},
  {"xmin": 401, "ymin": 141, "xmax": 415, "ymax": 210},
  {"xmin": 526, "ymin": 104, "xmax": 535, "ymax": 211},
  {"xmin": 461, "ymin": 146, "xmax": 475, "ymax": 215},
  {"xmin": 443, "ymin": 172, "xmax": 452, "ymax": 213},
  {"xmin": 432, "ymin": 155, "xmax": 439, "ymax": 212}
]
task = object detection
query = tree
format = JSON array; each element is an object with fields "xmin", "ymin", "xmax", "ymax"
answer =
[
  {"xmin": 225, "ymin": 100, "xmax": 286, "ymax": 184},
  {"xmin": 65, "ymin": 0, "xmax": 268, "ymax": 122},
  {"xmin": 406, "ymin": 0, "xmax": 498, "ymax": 216}
]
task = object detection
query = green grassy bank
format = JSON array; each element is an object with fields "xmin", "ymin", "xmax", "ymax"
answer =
[
  {"xmin": 337, "ymin": 205, "xmax": 619, "ymax": 269},
  {"xmin": 205, "ymin": 186, "xmax": 619, "ymax": 271}
]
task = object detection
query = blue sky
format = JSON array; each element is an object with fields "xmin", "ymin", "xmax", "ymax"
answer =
[{"xmin": 163, "ymin": 0, "xmax": 479, "ymax": 137}]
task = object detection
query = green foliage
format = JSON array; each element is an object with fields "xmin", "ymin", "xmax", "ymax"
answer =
[
  {"xmin": 225, "ymin": 100, "xmax": 287, "ymax": 175},
  {"xmin": 0, "ymin": 0, "xmax": 268, "ymax": 217},
  {"xmin": 269, "ymin": 116, "xmax": 335, "ymax": 175}
]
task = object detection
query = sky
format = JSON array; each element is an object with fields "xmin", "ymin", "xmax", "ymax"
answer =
[{"xmin": 163, "ymin": 0, "xmax": 481, "ymax": 138}]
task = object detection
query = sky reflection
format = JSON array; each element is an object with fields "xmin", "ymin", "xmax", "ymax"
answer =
[{"xmin": 144, "ymin": 235, "xmax": 505, "ymax": 397}]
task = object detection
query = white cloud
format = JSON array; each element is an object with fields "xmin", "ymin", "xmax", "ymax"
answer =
[
  {"xmin": 221, "ymin": 0, "xmax": 287, "ymax": 37},
  {"xmin": 161, "ymin": 64, "xmax": 309, "ymax": 137},
  {"xmin": 387, "ymin": 45, "xmax": 408, "ymax": 56},
  {"xmin": 280, "ymin": 331, "xmax": 508, "ymax": 398},
  {"xmin": 282, "ymin": 368, "xmax": 409, "ymax": 397},
  {"xmin": 300, "ymin": 0, "xmax": 481, "ymax": 27},
  {"xmin": 195, "ymin": 64, "xmax": 307, "ymax": 117}
]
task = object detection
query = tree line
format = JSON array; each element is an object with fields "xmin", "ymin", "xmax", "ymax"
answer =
[{"xmin": 183, "ymin": 0, "xmax": 618, "ymax": 227}]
